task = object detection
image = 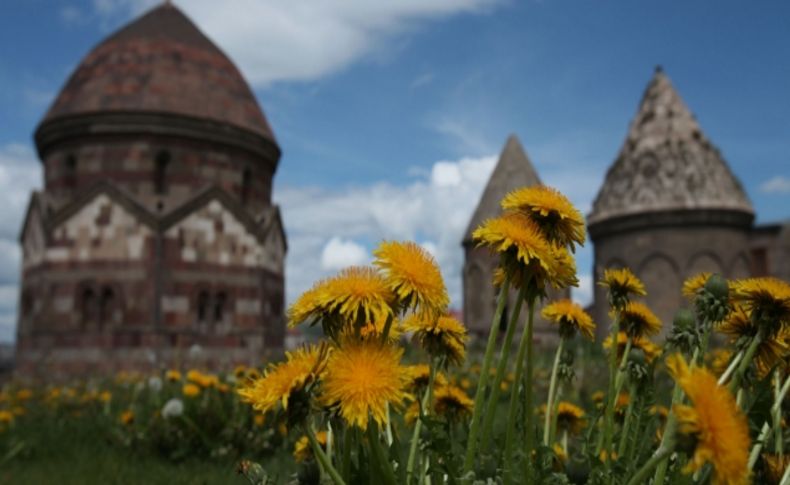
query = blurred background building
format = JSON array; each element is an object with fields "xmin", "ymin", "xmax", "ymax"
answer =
[
  {"xmin": 15, "ymin": 4, "xmax": 286, "ymax": 377},
  {"xmin": 463, "ymin": 67, "xmax": 790, "ymax": 338}
]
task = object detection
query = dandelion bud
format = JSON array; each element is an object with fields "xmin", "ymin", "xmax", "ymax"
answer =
[
  {"xmin": 695, "ymin": 274, "xmax": 730, "ymax": 324},
  {"xmin": 704, "ymin": 274, "xmax": 729, "ymax": 300},
  {"xmin": 672, "ymin": 308, "xmax": 695, "ymax": 331}
]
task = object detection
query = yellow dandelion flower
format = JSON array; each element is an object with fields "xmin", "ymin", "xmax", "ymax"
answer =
[
  {"xmin": 731, "ymin": 277, "xmax": 790, "ymax": 334},
  {"xmin": 433, "ymin": 385, "xmax": 474, "ymax": 422},
  {"xmin": 182, "ymin": 383, "xmax": 201, "ymax": 398},
  {"xmin": 599, "ymin": 268, "xmax": 647, "ymax": 306},
  {"xmin": 651, "ymin": 405, "xmax": 670, "ymax": 441},
  {"xmin": 119, "ymin": 409, "xmax": 134, "ymax": 426},
  {"xmin": 405, "ymin": 364, "xmax": 447, "ymax": 392},
  {"xmin": 253, "ymin": 414, "xmax": 265, "ymax": 427},
  {"xmin": 615, "ymin": 393, "xmax": 630, "ymax": 415},
  {"xmin": 373, "ymin": 240, "xmax": 449, "ymax": 317},
  {"xmin": 556, "ymin": 401, "xmax": 586, "ymax": 435},
  {"xmin": 553, "ymin": 443, "xmax": 567, "ymax": 470},
  {"xmin": 321, "ymin": 339, "xmax": 409, "ymax": 430},
  {"xmin": 0, "ymin": 410, "xmax": 13, "ymax": 424},
  {"xmin": 287, "ymin": 285, "xmax": 324, "ymax": 327},
  {"xmin": 15, "ymin": 389, "xmax": 32, "ymax": 401},
  {"xmin": 165, "ymin": 369, "xmax": 182, "ymax": 382},
  {"xmin": 403, "ymin": 313, "xmax": 468, "ymax": 365},
  {"xmin": 763, "ymin": 454, "xmax": 790, "ymax": 484},
  {"xmin": 237, "ymin": 344, "xmax": 329, "ymax": 415},
  {"xmin": 288, "ymin": 266, "xmax": 396, "ymax": 335},
  {"xmin": 591, "ymin": 390, "xmax": 605, "ymax": 404},
  {"xmin": 234, "ymin": 365, "xmax": 248, "ymax": 379},
  {"xmin": 99, "ymin": 391, "xmax": 112, "ymax": 403},
  {"xmin": 618, "ymin": 301, "xmax": 662, "ymax": 339},
  {"xmin": 186, "ymin": 370, "xmax": 218, "ymax": 388},
  {"xmin": 683, "ymin": 272, "xmax": 712, "ymax": 300},
  {"xmin": 603, "ymin": 331, "xmax": 662, "ymax": 364},
  {"xmin": 599, "ymin": 449, "xmax": 618, "ymax": 462},
  {"xmin": 542, "ymin": 299, "xmax": 596, "ymax": 340},
  {"xmin": 293, "ymin": 431, "xmax": 327, "ymax": 463},
  {"xmin": 473, "ymin": 212, "xmax": 555, "ymax": 283},
  {"xmin": 667, "ymin": 354, "xmax": 750, "ymax": 485},
  {"xmin": 719, "ymin": 304, "xmax": 789, "ymax": 377},
  {"xmin": 500, "ymin": 185, "xmax": 586, "ymax": 251},
  {"xmin": 354, "ymin": 316, "xmax": 403, "ymax": 342}
]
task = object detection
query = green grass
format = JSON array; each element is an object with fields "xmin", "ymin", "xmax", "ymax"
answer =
[{"xmin": 0, "ymin": 415, "xmax": 294, "ymax": 485}]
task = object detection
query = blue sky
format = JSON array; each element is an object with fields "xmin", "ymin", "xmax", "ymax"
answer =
[{"xmin": 0, "ymin": 0, "xmax": 789, "ymax": 341}]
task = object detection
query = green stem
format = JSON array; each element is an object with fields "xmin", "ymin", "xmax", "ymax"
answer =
[
  {"xmin": 775, "ymin": 370, "xmax": 784, "ymax": 458},
  {"xmin": 626, "ymin": 446, "xmax": 673, "ymax": 485},
  {"xmin": 626, "ymin": 394, "xmax": 644, "ymax": 470},
  {"xmin": 599, "ymin": 315, "xmax": 623, "ymax": 460},
  {"xmin": 342, "ymin": 425, "xmax": 352, "ymax": 480},
  {"xmin": 696, "ymin": 325, "xmax": 712, "ymax": 366},
  {"xmin": 718, "ymin": 350, "xmax": 744, "ymax": 385},
  {"xmin": 543, "ymin": 338, "xmax": 566, "ymax": 446},
  {"xmin": 406, "ymin": 358, "xmax": 438, "ymax": 484},
  {"xmin": 522, "ymin": 293, "xmax": 537, "ymax": 477},
  {"xmin": 504, "ymin": 294, "xmax": 536, "ymax": 485},
  {"xmin": 780, "ymin": 457, "xmax": 790, "ymax": 485},
  {"xmin": 728, "ymin": 329, "xmax": 765, "ymax": 394},
  {"xmin": 380, "ymin": 314, "xmax": 394, "ymax": 343},
  {"xmin": 463, "ymin": 276, "xmax": 511, "ymax": 475},
  {"xmin": 617, "ymin": 383, "xmax": 637, "ymax": 457},
  {"xmin": 747, "ymin": 372, "xmax": 790, "ymax": 469},
  {"xmin": 480, "ymin": 282, "xmax": 528, "ymax": 449},
  {"xmin": 366, "ymin": 423, "xmax": 397, "ymax": 485},
  {"xmin": 613, "ymin": 338, "xmax": 633, "ymax": 402},
  {"xmin": 307, "ymin": 426, "xmax": 347, "ymax": 485}
]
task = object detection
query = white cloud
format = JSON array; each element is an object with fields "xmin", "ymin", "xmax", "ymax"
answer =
[
  {"xmin": 61, "ymin": 5, "xmax": 87, "ymax": 25},
  {"xmin": 0, "ymin": 285, "xmax": 19, "ymax": 343},
  {"xmin": 760, "ymin": 176, "xmax": 790, "ymax": 194},
  {"xmin": 320, "ymin": 237, "xmax": 368, "ymax": 271},
  {"xmin": 0, "ymin": 144, "xmax": 40, "ymax": 277},
  {"xmin": 572, "ymin": 273, "xmax": 593, "ymax": 308},
  {"xmin": 275, "ymin": 154, "xmax": 498, "ymax": 308},
  {"xmin": 91, "ymin": 0, "xmax": 499, "ymax": 86}
]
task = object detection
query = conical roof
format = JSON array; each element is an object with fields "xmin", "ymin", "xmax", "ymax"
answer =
[
  {"xmin": 588, "ymin": 68, "xmax": 752, "ymax": 226},
  {"xmin": 463, "ymin": 135, "xmax": 541, "ymax": 243},
  {"xmin": 41, "ymin": 3, "xmax": 275, "ymax": 142}
]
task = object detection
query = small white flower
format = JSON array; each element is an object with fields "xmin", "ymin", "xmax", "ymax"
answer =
[
  {"xmin": 148, "ymin": 376, "xmax": 163, "ymax": 393},
  {"xmin": 162, "ymin": 398, "xmax": 184, "ymax": 419}
]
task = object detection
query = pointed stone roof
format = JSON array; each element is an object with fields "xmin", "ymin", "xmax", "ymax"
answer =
[
  {"xmin": 588, "ymin": 67, "xmax": 753, "ymax": 226},
  {"xmin": 41, "ymin": 3, "xmax": 275, "ymax": 142},
  {"xmin": 463, "ymin": 135, "xmax": 541, "ymax": 244}
]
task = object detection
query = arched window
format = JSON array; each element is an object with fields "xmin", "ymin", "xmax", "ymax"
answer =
[
  {"xmin": 65, "ymin": 154, "xmax": 77, "ymax": 190},
  {"xmin": 81, "ymin": 287, "xmax": 96, "ymax": 326},
  {"xmin": 99, "ymin": 287, "xmax": 115, "ymax": 327},
  {"xmin": 197, "ymin": 290, "xmax": 210, "ymax": 323},
  {"xmin": 214, "ymin": 291, "xmax": 227, "ymax": 323},
  {"xmin": 241, "ymin": 168, "xmax": 252, "ymax": 205},
  {"xmin": 154, "ymin": 150, "xmax": 171, "ymax": 195}
]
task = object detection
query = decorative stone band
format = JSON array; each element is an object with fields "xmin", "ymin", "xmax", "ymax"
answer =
[
  {"xmin": 34, "ymin": 111, "xmax": 281, "ymax": 167},
  {"xmin": 587, "ymin": 208, "xmax": 755, "ymax": 241}
]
